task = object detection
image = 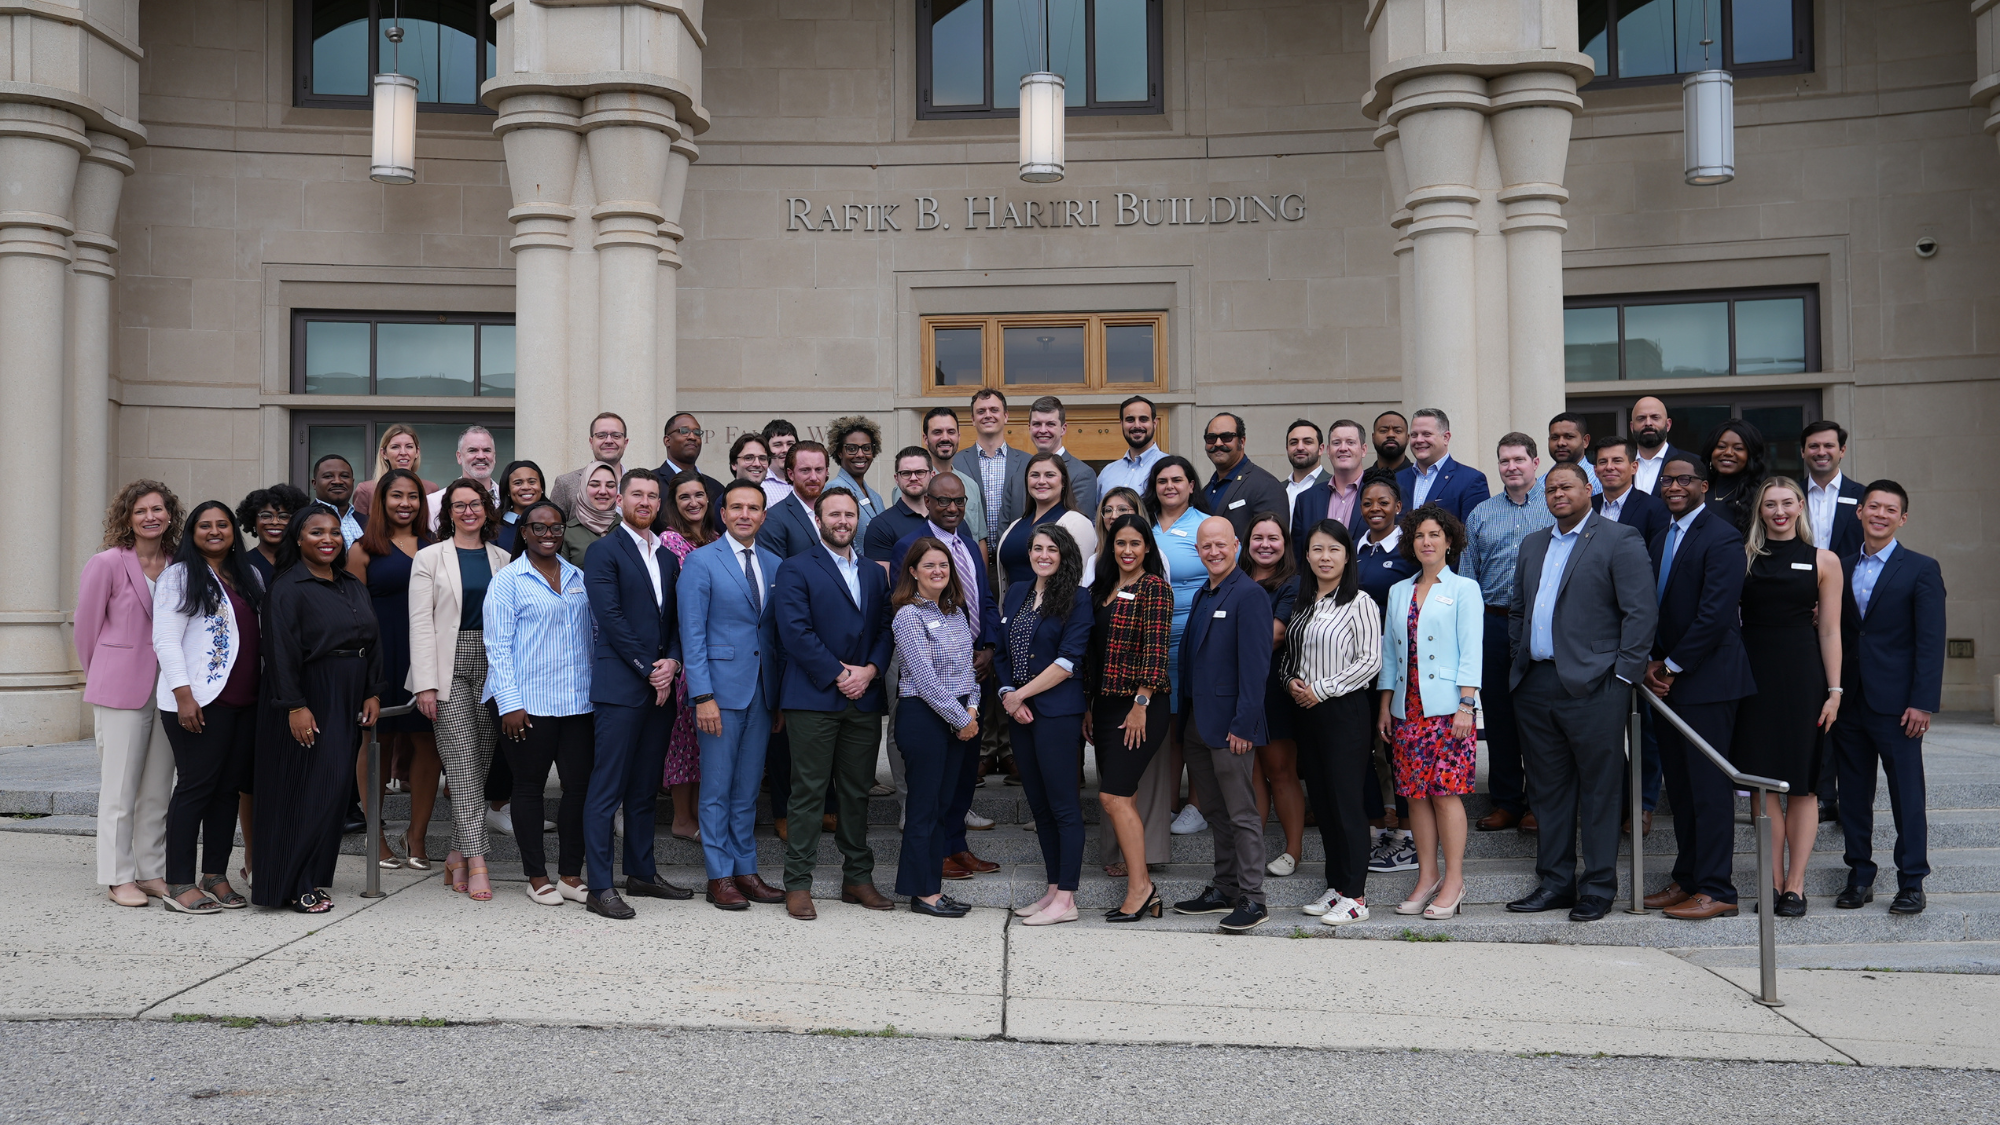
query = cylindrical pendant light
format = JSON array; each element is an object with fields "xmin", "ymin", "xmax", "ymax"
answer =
[
  {"xmin": 370, "ymin": 72, "xmax": 419, "ymax": 185},
  {"xmin": 1018, "ymin": 72, "xmax": 1066, "ymax": 183},
  {"xmin": 1682, "ymin": 69, "xmax": 1735, "ymax": 185}
]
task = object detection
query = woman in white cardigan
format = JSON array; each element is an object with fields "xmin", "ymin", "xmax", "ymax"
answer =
[
  {"xmin": 152, "ymin": 501, "xmax": 266, "ymax": 914},
  {"xmin": 994, "ymin": 452, "xmax": 1098, "ymax": 595},
  {"xmin": 409, "ymin": 479, "xmax": 513, "ymax": 901}
]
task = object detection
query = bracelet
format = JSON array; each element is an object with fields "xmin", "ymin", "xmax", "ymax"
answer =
[
  {"xmin": 288, "ymin": 707, "xmax": 307, "ymax": 715},
  {"xmin": 1828, "ymin": 687, "xmax": 1843, "ymax": 695}
]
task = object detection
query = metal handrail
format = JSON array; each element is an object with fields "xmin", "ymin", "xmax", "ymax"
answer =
[
  {"xmin": 361, "ymin": 702, "xmax": 419, "ymax": 900},
  {"xmin": 1627, "ymin": 687, "xmax": 1789, "ymax": 1008}
]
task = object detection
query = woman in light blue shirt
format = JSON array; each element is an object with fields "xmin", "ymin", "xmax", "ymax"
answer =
[
  {"xmin": 1144, "ymin": 455, "xmax": 1210, "ymax": 834},
  {"xmin": 483, "ymin": 499, "xmax": 596, "ymax": 906},
  {"xmin": 1375, "ymin": 504, "xmax": 1483, "ymax": 921}
]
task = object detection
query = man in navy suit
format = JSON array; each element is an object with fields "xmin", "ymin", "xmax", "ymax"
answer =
[
  {"xmin": 581, "ymin": 468, "xmax": 692, "ymax": 919},
  {"xmin": 1591, "ymin": 436, "xmax": 1669, "ymax": 823},
  {"xmin": 758, "ymin": 440, "xmax": 832, "ymax": 560},
  {"xmin": 1643, "ymin": 455, "xmax": 1757, "ymax": 921},
  {"xmin": 678, "ymin": 480, "xmax": 786, "ymax": 911},
  {"xmin": 1833, "ymin": 480, "xmax": 1946, "ymax": 915},
  {"xmin": 1171, "ymin": 516, "xmax": 1277, "ymax": 933},
  {"xmin": 771, "ymin": 487, "xmax": 897, "ymax": 918},
  {"xmin": 1396, "ymin": 408, "xmax": 1490, "ymax": 523},
  {"xmin": 1628, "ymin": 396, "xmax": 1695, "ymax": 496},
  {"xmin": 1802, "ymin": 421, "xmax": 1867, "ymax": 559},
  {"xmin": 654, "ymin": 411, "xmax": 725, "ymax": 521},
  {"xmin": 1289, "ymin": 418, "xmax": 1370, "ymax": 570}
]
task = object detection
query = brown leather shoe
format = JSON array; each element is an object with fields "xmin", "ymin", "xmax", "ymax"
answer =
[
  {"xmin": 941, "ymin": 857, "xmax": 974, "ymax": 880},
  {"xmin": 773, "ymin": 817, "xmax": 788, "ymax": 841},
  {"xmin": 841, "ymin": 883, "xmax": 894, "ymax": 911},
  {"xmin": 1663, "ymin": 893, "xmax": 1739, "ymax": 920},
  {"xmin": 1642, "ymin": 809, "xmax": 1653, "ymax": 836},
  {"xmin": 949, "ymin": 850, "xmax": 1000, "ymax": 874},
  {"xmin": 1475, "ymin": 808, "xmax": 1520, "ymax": 831},
  {"xmin": 1643, "ymin": 882, "xmax": 1692, "ymax": 910},
  {"xmin": 734, "ymin": 873, "xmax": 787, "ymax": 904},
  {"xmin": 1517, "ymin": 812, "xmax": 1539, "ymax": 833},
  {"xmin": 785, "ymin": 888, "xmax": 817, "ymax": 920},
  {"xmin": 705, "ymin": 878, "xmax": 749, "ymax": 910},
  {"xmin": 822, "ymin": 813, "xmax": 839, "ymax": 833}
]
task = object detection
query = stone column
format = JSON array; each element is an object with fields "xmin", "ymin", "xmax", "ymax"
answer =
[
  {"xmin": 583, "ymin": 92, "xmax": 675, "ymax": 457},
  {"xmin": 1977, "ymin": 0, "xmax": 2000, "ymax": 153},
  {"xmin": 0, "ymin": 104, "xmax": 89, "ymax": 738},
  {"xmin": 1376, "ymin": 124, "xmax": 1419, "ymax": 395},
  {"xmin": 66, "ymin": 134, "xmax": 135, "ymax": 614},
  {"xmin": 1491, "ymin": 72, "xmax": 1582, "ymax": 443},
  {"xmin": 656, "ymin": 139, "xmax": 697, "ymax": 434},
  {"xmin": 496, "ymin": 95, "xmax": 583, "ymax": 471}
]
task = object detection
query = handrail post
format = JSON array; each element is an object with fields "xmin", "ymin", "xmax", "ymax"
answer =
[
  {"xmin": 362, "ymin": 718, "xmax": 385, "ymax": 899},
  {"xmin": 1752, "ymin": 783, "xmax": 1782, "ymax": 1006},
  {"xmin": 1626, "ymin": 686, "xmax": 1647, "ymax": 915}
]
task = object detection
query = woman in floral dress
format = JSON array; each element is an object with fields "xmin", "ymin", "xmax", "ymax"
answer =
[{"xmin": 658, "ymin": 469, "xmax": 718, "ymax": 840}]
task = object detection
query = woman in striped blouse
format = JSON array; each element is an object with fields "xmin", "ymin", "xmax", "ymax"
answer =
[
  {"xmin": 1283, "ymin": 519, "xmax": 1384, "ymax": 926},
  {"xmin": 483, "ymin": 499, "xmax": 596, "ymax": 906},
  {"xmin": 890, "ymin": 537, "xmax": 981, "ymax": 918}
]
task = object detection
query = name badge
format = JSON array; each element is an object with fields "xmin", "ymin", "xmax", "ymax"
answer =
[
  {"xmin": 1838, "ymin": 496, "xmax": 1859, "ymax": 505},
  {"xmin": 1170, "ymin": 528, "xmax": 1189, "ymax": 537},
  {"xmin": 566, "ymin": 584, "xmax": 585, "ymax": 596},
  {"xmin": 1213, "ymin": 610, "xmax": 1228, "ymax": 618},
  {"xmin": 1116, "ymin": 590, "xmax": 1137, "ymax": 601},
  {"xmin": 1791, "ymin": 562, "xmax": 1815, "ymax": 571},
  {"xmin": 1228, "ymin": 499, "xmax": 1247, "ymax": 509},
  {"xmin": 927, "ymin": 619, "xmax": 941, "ymax": 629},
  {"xmin": 999, "ymin": 617, "xmax": 1008, "ymax": 624},
  {"xmin": 1437, "ymin": 596, "xmax": 1454, "ymax": 606}
]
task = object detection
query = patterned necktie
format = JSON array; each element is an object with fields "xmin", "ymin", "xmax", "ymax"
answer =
[{"xmin": 742, "ymin": 548, "xmax": 761, "ymax": 613}]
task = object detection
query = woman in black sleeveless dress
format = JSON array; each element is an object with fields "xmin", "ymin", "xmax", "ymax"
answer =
[{"xmin": 1731, "ymin": 477, "xmax": 1843, "ymax": 917}]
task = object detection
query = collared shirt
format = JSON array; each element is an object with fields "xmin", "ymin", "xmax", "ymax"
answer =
[
  {"xmin": 481, "ymin": 555, "xmax": 593, "ymax": 717},
  {"xmin": 623, "ymin": 523, "xmax": 663, "ymax": 605},
  {"xmin": 1806, "ymin": 473, "xmax": 1846, "ymax": 551},
  {"xmin": 823, "ymin": 541, "xmax": 863, "ymax": 604},
  {"xmin": 315, "ymin": 499, "xmax": 364, "ymax": 547},
  {"xmin": 945, "ymin": 467, "xmax": 989, "ymax": 542},
  {"xmin": 1545, "ymin": 459, "xmax": 1602, "ymax": 496},
  {"xmin": 1461, "ymin": 481, "xmax": 1555, "ymax": 608},
  {"xmin": 1599, "ymin": 486, "xmax": 1633, "ymax": 523},
  {"xmin": 1281, "ymin": 591, "xmax": 1383, "ymax": 701},
  {"xmin": 1529, "ymin": 518, "xmax": 1585, "ymax": 661},
  {"xmin": 1853, "ymin": 538, "xmax": 1898, "ymax": 618},
  {"xmin": 1411, "ymin": 459, "xmax": 1445, "ymax": 508},
  {"xmin": 761, "ymin": 477, "xmax": 795, "ymax": 508},
  {"xmin": 831, "ymin": 468, "xmax": 883, "ymax": 542},
  {"xmin": 727, "ymin": 533, "xmax": 765, "ymax": 602},
  {"xmin": 1097, "ymin": 443, "xmax": 1164, "ymax": 498},
  {"xmin": 1285, "ymin": 465, "xmax": 1326, "ymax": 520},
  {"xmin": 975, "ymin": 442, "xmax": 1010, "ymax": 541},
  {"xmin": 1204, "ymin": 455, "xmax": 1253, "ymax": 508},
  {"xmin": 1324, "ymin": 474, "xmax": 1362, "ymax": 527},
  {"xmin": 1633, "ymin": 444, "xmax": 1671, "ymax": 493},
  {"xmin": 893, "ymin": 597, "xmax": 979, "ymax": 728},
  {"xmin": 926, "ymin": 519, "xmax": 982, "ymax": 638}
]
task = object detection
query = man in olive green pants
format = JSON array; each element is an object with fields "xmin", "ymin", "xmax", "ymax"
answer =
[{"xmin": 768, "ymin": 489, "xmax": 896, "ymax": 917}]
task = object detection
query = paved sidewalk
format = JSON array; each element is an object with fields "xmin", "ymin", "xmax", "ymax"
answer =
[{"xmin": 8, "ymin": 833, "xmax": 1997, "ymax": 1069}]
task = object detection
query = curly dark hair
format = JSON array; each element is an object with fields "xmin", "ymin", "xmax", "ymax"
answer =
[
  {"xmin": 1397, "ymin": 504, "xmax": 1466, "ymax": 569},
  {"xmin": 827, "ymin": 415, "xmax": 882, "ymax": 458},
  {"xmin": 433, "ymin": 477, "xmax": 499, "ymax": 542},
  {"xmin": 1027, "ymin": 523, "xmax": 1085, "ymax": 620},
  {"xmin": 235, "ymin": 483, "xmax": 309, "ymax": 540},
  {"xmin": 102, "ymin": 479, "xmax": 184, "ymax": 553}
]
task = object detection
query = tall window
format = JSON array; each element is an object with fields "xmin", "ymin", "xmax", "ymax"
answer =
[
  {"xmin": 292, "ymin": 413, "xmax": 515, "ymax": 490},
  {"xmin": 918, "ymin": 0, "xmax": 1163, "ymax": 119},
  {"xmin": 1563, "ymin": 287, "xmax": 1818, "ymax": 382},
  {"xmin": 1578, "ymin": 0, "xmax": 1810, "ymax": 87},
  {"xmin": 296, "ymin": 0, "xmax": 496, "ymax": 112},
  {"xmin": 293, "ymin": 311, "xmax": 515, "ymax": 397},
  {"xmin": 922, "ymin": 312, "xmax": 1167, "ymax": 394}
]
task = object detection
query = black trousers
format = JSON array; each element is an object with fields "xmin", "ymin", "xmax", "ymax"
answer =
[
  {"xmin": 504, "ymin": 712, "xmax": 595, "ymax": 880},
  {"xmin": 1294, "ymin": 688, "xmax": 1374, "ymax": 900},
  {"xmin": 1656, "ymin": 695, "xmax": 1741, "ymax": 904},
  {"xmin": 1834, "ymin": 709, "xmax": 1929, "ymax": 892},
  {"xmin": 1481, "ymin": 611, "xmax": 1528, "ymax": 814},
  {"xmin": 161, "ymin": 702, "xmax": 255, "ymax": 884},
  {"xmin": 1514, "ymin": 663, "xmax": 1629, "ymax": 901},
  {"xmin": 894, "ymin": 698, "xmax": 966, "ymax": 898}
]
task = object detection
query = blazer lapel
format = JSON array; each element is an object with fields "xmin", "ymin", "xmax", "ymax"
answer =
[
  {"xmin": 1864, "ymin": 548, "xmax": 1908, "ymax": 622},
  {"xmin": 119, "ymin": 550, "xmax": 154, "ymax": 623},
  {"xmin": 809, "ymin": 544, "xmax": 860, "ymax": 610},
  {"xmin": 437, "ymin": 542, "xmax": 464, "ymax": 624},
  {"xmin": 716, "ymin": 539, "xmax": 755, "ymax": 607},
  {"xmin": 1554, "ymin": 513, "xmax": 1600, "ymax": 600}
]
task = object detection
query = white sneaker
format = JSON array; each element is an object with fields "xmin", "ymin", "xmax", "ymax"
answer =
[
  {"xmin": 1320, "ymin": 895, "xmax": 1370, "ymax": 926},
  {"xmin": 1302, "ymin": 886, "xmax": 1339, "ymax": 916},
  {"xmin": 1266, "ymin": 852, "xmax": 1297, "ymax": 877},
  {"xmin": 485, "ymin": 805, "xmax": 514, "ymax": 837},
  {"xmin": 1170, "ymin": 805, "xmax": 1208, "ymax": 835},
  {"xmin": 964, "ymin": 809, "xmax": 995, "ymax": 829}
]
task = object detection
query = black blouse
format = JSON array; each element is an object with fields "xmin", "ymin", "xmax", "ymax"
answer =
[{"xmin": 263, "ymin": 563, "xmax": 387, "ymax": 710}]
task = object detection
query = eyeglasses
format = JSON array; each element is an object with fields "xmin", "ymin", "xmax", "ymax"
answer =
[
  {"xmin": 1203, "ymin": 431, "xmax": 1242, "ymax": 446},
  {"xmin": 525, "ymin": 522, "xmax": 563, "ymax": 536},
  {"xmin": 591, "ymin": 430, "xmax": 626, "ymax": 441},
  {"xmin": 928, "ymin": 496, "xmax": 967, "ymax": 508},
  {"xmin": 735, "ymin": 453, "xmax": 771, "ymax": 465},
  {"xmin": 895, "ymin": 468, "xmax": 931, "ymax": 479},
  {"xmin": 449, "ymin": 501, "xmax": 485, "ymax": 513},
  {"xmin": 841, "ymin": 442, "xmax": 877, "ymax": 454},
  {"xmin": 1659, "ymin": 474, "xmax": 1705, "ymax": 487},
  {"xmin": 666, "ymin": 426, "xmax": 700, "ymax": 438}
]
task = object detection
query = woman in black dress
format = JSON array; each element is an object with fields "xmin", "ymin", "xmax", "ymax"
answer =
[
  {"xmin": 252, "ymin": 508, "xmax": 384, "ymax": 913},
  {"xmin": 1731, "ymin": 477, "xmax": 1843, "ymax": 917},
  {"xmin": 1084, "ymin": 514, "xmax": 1172, "ymax": 921},
  {"xmin": 230, "ymin": 482, "xmax": 307, "ymax": 879},
  {"xmin": 1703, "ymin": 419, "xmax": 1768, "ymax": 534}
]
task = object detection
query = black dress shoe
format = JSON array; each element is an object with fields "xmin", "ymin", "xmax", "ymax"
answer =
[
  {"xmin": 1218, "ymin": 899, "xmax": 1269, "ymax": 932},
  {"xmin": 1568, "ymin": 895, "xmax": 1611, "ymax": 922},
  {"xmin": 911, "ymin": 896, "xmax": 970, "ymax": 917},
  {"xmin": 1817, "ymin": 799, "xmax": 1838, "ymax": 823},
  {"xmin": 939, "ymin": 894, "xmax": 974, "ymax": 912},
  {"xmin": 1174, "ymin": 886, "xmax": 1233, "ymax": 915},
  {"xmin": 1775, "ymin": 891, "xmax": 1807, "ymax": 918},
  {"xmin": 626, "ymin": 875, "xmax": 694, "ymax": 900},
  {"xmin": 1506, "ymin": 887, "xmax": 1576, "ymax": 913},
  {"xmin": 1834, "ymin": 885, "xmax": 1875, "ymax": 910},
  {"xmin": 586, "ymin": 890, "xmax": 635, "ymax": 920},
  {"xmin": 1889, "ymin": 888, "xmax": 1927, "ymax": 915}
]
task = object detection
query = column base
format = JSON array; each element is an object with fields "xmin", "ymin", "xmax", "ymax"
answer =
[{"xmin": 0, "ymin": 687, "xmax": 85, "ymax": 745}]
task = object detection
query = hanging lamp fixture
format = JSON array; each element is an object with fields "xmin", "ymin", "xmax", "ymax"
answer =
[
  {"xmin": 1018, "ymin": 0, "xmax": 1065, "ymax": 183},
  {"xmin": 1681, "ymin": 5, "xmax": 1734, "ymax": 185},
  {"xmin": 370, "ymin": 1, "xmax": 418, "ymax": 185}
]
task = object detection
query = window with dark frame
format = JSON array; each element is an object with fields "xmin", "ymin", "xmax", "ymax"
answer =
[
  {"xmin": 295, "ymin": 0, "xmax": 496, "ymax": 112},
  {"xmin": 922, "ymin": 312, "xmax": 1167, "ymax": 394},
  {"xmin": 291, "ymin": 412, "xmax": 516, "ymax": 491},
  {"xmin": 918, "ymin": 0, "xmax": 1163, "ymax": 119},
  {"xmin": 1577, "ymin": 0, "xmax": 1811, "ymax": 88},
  {"xmin": 293, "ymin": 310, "xmax": 515, "ymax": 397},
  {"xmin": 1563, "ymin": 286, "xmax": 1819, "ymax": 382},
  {"xmin": 1566, "ymin": 390, "xmax": 1821, "ymax": 481}
]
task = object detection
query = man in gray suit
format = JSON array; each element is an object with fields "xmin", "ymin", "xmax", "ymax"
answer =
[
  {"xmin": 1504, "ymin": 462, "xmax": 1657, "ymax": 922},
  {"xmin": 953, "ymin": 388, "xmax": 1031, "ymax": 561},
  {"xmin": 999, "ymin": 395, "xmax": 1099, "ymax": 528}
]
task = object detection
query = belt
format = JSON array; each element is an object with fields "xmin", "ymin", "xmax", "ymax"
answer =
[
  {"xmin": 328, "ymin": 647, "xmax": 369, "ymax": 658},
  {"xmin": 1486, "ymin": 605, "xmax": 1509, "ymax": 617}
]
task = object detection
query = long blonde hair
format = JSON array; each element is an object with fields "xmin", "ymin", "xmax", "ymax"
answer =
[
  {"xmin": 1744, "ymin": 476, "xmax": 1812, "ymax": 568},
  {"xmin": 376, "ymin": 423, "xmax": 422, "ymax": 476}
]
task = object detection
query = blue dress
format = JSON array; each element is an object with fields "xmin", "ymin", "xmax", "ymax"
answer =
[
  {"xmin": 998, "ymin": 505, "xmax": 1071, "ymax": 587},
  {"xmin": 366, "ymin": 545, "xmax": 433, "ymax": 734},
  {"xmin": 1153, "ymin": 507, "xmax": 1207, "ymax": 712}
]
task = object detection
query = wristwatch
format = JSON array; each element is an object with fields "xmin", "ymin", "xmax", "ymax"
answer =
[
  {"xmin": 690, "ymin": 693, "xmax": 715, "ymax": 705},
  {"xmin": 1133, "ymin": 693, "xmax": 1151, "ymax": 707}
]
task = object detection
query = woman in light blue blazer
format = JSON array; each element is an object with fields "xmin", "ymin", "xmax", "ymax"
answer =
[{"xmin": 1375, "ymin": 504, "xmax": 1482, "ymax": 920}]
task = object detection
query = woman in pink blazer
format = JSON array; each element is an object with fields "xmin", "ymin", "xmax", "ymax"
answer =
[{"xmin": 75, "ymin": 480, "xmax": 184, "ymax": 907}]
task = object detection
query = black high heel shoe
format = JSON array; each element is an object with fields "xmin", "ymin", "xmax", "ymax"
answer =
[{"xmin": 1105, "ymin": 886, "xmax": 1163, "ymax": 923}]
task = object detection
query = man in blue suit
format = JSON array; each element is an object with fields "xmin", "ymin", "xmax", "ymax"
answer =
[
  {"xmin": 581, "ymin": 468, "xmax": 692, "ymax": 919},
  {"xmin": 1833, "ymin": 480, "xmax": 1946, "ymax": 915},
  {"xmin": 771, "ymin": 487, "xmax": 897, "ymax": 918},
  {"xmin": 1590, "ymin": 436, "xmax": 1669, "ymax": 825},
  {"xmin": 1396, "ymin": 408, "xmax": 1490, "ymax": 523},
  {"xmin": 1643, "ymin": 455, "xmax": 1756, "ymax": 921},
  {"xmin": 1802, "ymin": 421, "xmax": 1867, "ymax": 559},
  {"xmin": 758, "ymin": 440, "xmax": 832, "ymax": 560},
  {"xmin": 679, "ymin": 480, "xmax": 787, "ymax": 911},
  {"xmin": 1171, "ymin": 516, "xmax": 1276, "ymax": 933}
]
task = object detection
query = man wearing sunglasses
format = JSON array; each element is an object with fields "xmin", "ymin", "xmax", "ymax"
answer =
[{"xmin": 1201, "ymin": 412, "xmax": 1287, "ymax": 539}]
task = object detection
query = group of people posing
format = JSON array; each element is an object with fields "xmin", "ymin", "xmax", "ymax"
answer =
[{"xmin": 75, "ymin": 388, "xmax": 1943, "ymax": 931}]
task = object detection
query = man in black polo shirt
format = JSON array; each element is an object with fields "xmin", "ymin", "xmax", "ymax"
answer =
[{"xmin": 862, "ymin": 446, "xmax": 935, "ymax": 572}]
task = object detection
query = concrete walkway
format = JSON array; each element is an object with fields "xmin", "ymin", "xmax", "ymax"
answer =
[{"xmin": 8, "ymin": 834, "xmax": 1997, "ymax": 1069}]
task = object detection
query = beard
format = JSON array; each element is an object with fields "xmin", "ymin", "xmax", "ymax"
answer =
[
  {"xmin": 1124, "ymin": 428, "xmax": 1153, "ymax": 451},
  {"xmin": 1635, "ymin": 425, "xmax": 1665, "ymax": 450},
  {"xmin": 1374, "ymin": 439, "xmax": 1404, "ymax": 464}
]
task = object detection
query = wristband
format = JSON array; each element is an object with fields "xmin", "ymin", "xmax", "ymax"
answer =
[{"xmin": 690, "ymin": 693, "xmax": 715, "ymax": 705}]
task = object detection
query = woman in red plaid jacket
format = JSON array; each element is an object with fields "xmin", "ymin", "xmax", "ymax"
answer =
[{"xmin": 1085, "ymin": 514, "xmax": 1176, "ymax": 922}]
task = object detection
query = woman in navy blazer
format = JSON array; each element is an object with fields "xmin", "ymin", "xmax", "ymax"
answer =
[{"xmin": 995, "ymin": 524, "xmax": 1093, "ymax": 926}]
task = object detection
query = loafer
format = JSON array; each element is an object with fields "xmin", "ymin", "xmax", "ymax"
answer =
[
  {"xmin": 1889, "ymin": 888, "xmax": 1926, "ymax": 915},
  {"xmin": 625, "ymin": 875, "xmax": 694, "ymax": 900},
  {"xmin": 1834, "ymin": 885, "xmax": 1875, "ymax": 910},
  {"xmin": 1174, "ymin": 885, "xmax": 1233, "ymax": 915},
  {"xmin": 1643, "ymin": 882, "xmax": 1691, "ymax": 910},
  {"xmin": 1265, "ymin": 852, "xmax": 1297, "ymax": 878},
  {"xmin": 1475, "ymin": 808, "xmax": 1520, "ymax": 831},
  {"xmin": 1662, "ymin": 893, "xmax": 1738, "ymax": 920},
  {"xmin": 705, "ymin": 878, "xmax": 749, "ymax": 910},
  {"xmin": 733, "ymin": 873, "xmax": 787, "ymax": 904},
  {"xmin": 785, "ymin": 889, "xmax": 817, "ymax": 920},
  {"xmin": 940, "ymin": 858, "xmax": 975, "ymax": 881},
  {"xmin": 948, "ymin": 850, "xmax": 1000, "ymax": 874},
  {"xmin": 841, "ymin": 883, "xmax": 895, "ymax": 911},
  {"xmin": 911, "ymin": 895, "xmax": 970, "ymax": 918},
  {"xmin": 1568, "ymin": 894, "xmax": 1611, "ymax": 922},
  {"xmin": 1218, "ymin": 899, "xmax": 1269, "ymax": 932},
  {"xmin": 586, "ymin": 890, "xmax": 635, "ymax": 920},
  {"xmin": 1775, "ymin": 890, "xmax": 1808, "ymax": 918},
  {"xmin": 1506, "ymin": 887, "xmax": 1576, "ymax": 913}
]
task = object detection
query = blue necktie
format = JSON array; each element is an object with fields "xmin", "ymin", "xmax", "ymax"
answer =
[{"xmin": 1656, "ymin": 523, "xmax": 1680, "ymax": 603}]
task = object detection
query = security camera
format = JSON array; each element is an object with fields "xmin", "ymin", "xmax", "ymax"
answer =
[{"xmin": 1914, "ymin": 236, "xmax": 1939, "ymax": 259}]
